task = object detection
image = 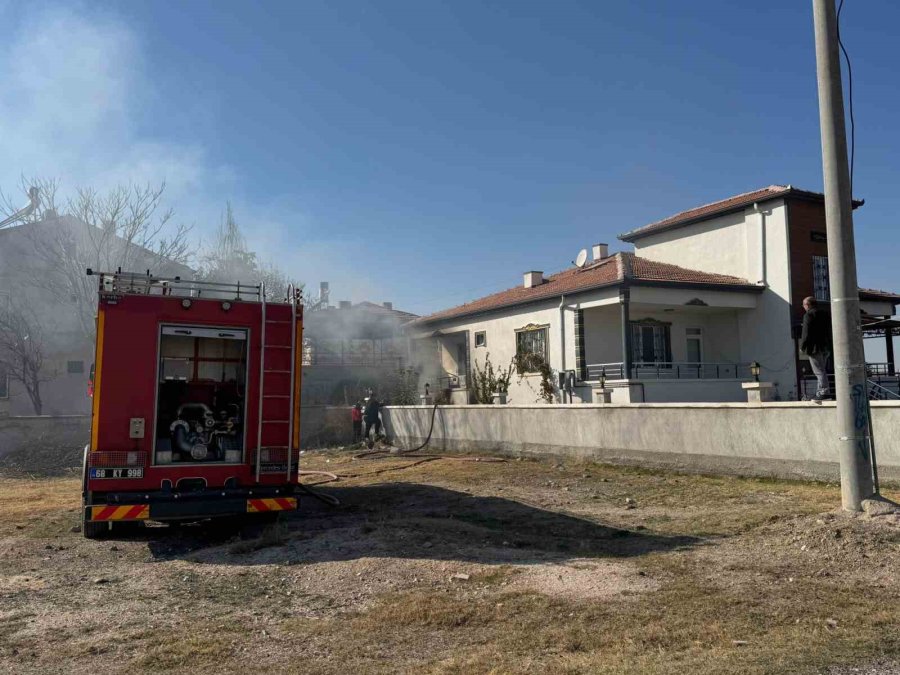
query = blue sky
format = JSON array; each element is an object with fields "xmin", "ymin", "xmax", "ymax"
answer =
[{"xmin": 1, "ymin": 0, "xmax": 898, "ymax": 325}]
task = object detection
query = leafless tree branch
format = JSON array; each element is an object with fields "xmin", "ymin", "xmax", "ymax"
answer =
[{"xmin": 0, "ymin": 301, "xmax": 54, "ymax": 415}]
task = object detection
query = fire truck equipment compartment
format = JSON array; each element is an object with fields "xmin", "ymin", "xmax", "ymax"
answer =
[{"xmin": 154, "ymin": 325, "xmax": 248, "ymax": 465}]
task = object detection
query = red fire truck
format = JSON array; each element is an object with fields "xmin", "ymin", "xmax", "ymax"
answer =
[{"xmin": 82, "ymin": 269, "xmax": 303, "ymax": 538}]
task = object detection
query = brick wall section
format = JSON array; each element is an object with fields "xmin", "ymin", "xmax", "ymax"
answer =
[{"xmin": 787, "ymin": 199, "xmax": 830, "ymax": 320}]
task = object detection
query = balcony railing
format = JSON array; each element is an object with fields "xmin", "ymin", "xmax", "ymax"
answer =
[
  {"xmin": 800, "ymin": 374, "xmax": 900, "ymax": 401},
  {"xmin": 302, "ymin": 353, "xmax": 404, "ymax": 368},
  {"xmin": 865, "ymin": 362, "xmax": 896, "ymax": 377},
  {"xmin": 586, "ymin": 361, "xmax": 753, "ymax": 381}
]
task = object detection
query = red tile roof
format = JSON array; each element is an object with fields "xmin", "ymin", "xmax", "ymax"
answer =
[
  {"xmin": 859, "ymin": 288, "xmax": 900, "ymax": 303},
  {"xmin": 413, "ymin": 253, "xmax": 760, "ymax": 324},
  {"xmin": 618, "ymin": 184, "xmax": 864, "ymax": 242},
  {"xmin": 351, "ymin": 301, "xmax": 419, "ymax": 321}
]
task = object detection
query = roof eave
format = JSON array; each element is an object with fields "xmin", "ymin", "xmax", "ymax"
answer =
[
  {"xmin": 618, "ymin": 189, "xmax": 865, "ymax": 244},
  {"xmin": 859, "ymin": 291, "xmax": 900, "ymax": 305},
  {"xmin": 628, "ymin": 279, "xmax": 766, "ymax": 294}
]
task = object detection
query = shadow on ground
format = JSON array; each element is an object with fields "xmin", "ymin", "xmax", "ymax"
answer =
[{"xmin": 136, "ymin": 482, "xmax": 699, "ymax": 565}]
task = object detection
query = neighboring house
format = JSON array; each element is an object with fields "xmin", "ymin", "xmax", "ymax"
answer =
[
  {"xmin": 301, "ymin": 298, "xmax": 418, "ymax": 404},
  {"xmin": 0, "ymin": 214, "xmax": 193, "ymax": 416},
  {"xmin": 408, "ymin": 185, "xmax": 900, "ymax": 404}
]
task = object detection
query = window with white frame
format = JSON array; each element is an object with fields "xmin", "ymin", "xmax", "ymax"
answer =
[
  {"xmin": 813, "ymin": 255, "xmax": 831, "ymax": 302},
  {"xmin": 474, "ymin": 331, "xmax": 486, "ymax": 348},
  {"xmin": 686, "ymin": 327, "xmax": 703, "ymax": 364}
]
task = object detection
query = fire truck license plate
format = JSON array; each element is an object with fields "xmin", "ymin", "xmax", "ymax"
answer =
[{"xmin": 90, "ymin": 468, "xmax": 144, "ymax": 479}]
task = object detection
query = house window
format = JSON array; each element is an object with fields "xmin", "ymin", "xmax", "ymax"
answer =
[
  {"xmin": 0, "ymin": 367, "xmax": 8, "ymax": 399},
  {"xmin": 474, "ymin": 331, "xmax": 486, "ymax": 348},
  {"xmin": 67, "ymin": 360, "xmax": 85, "ymax": 374},
  {"xmin": 515, "ymin": 324, "xmax": 549, "ymax": 371},
  {"xmin": 813, "ymin": 255, "xmax": 830, "ymax": 302},
  {"xmin": 631, "ymin": 321, "xmax": 672, "ymax": 364},
  {"xmin": 686, "ymin": 328, "xmax": 703, "ymax": 364}
]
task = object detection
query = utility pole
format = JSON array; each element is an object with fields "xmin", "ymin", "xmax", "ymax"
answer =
[{"xmin": 812, "ymin": 0, "xmax": 875, "ymax": 510}]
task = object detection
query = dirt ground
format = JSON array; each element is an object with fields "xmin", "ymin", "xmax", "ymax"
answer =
[{"xmin": 1, "ymin": 448, "xmax": 899, "ymax": 675}]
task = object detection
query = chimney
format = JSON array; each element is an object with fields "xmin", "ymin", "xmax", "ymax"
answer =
[
  {"xmin": 592, "ymin": 243, "xmax": 609, "ymax": 260},
  {"xmin": 523, "ymin": 271, "xmax": 544, "ymax": 289},
  {"xmin": 339, "ymin": 300, "xmax": 352, "ymax": 310},
  {"xmin": 382, "ymin": 301, "xmax": 393, "ymax": 310}
]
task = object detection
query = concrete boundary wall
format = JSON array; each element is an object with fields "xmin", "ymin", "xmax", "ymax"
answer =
[
  {"xmin": 0, "ymin": 415, "xmax": 91, "ymax": 457},
  {"xmin": 382, "ymin": 402, "xmax": 900, "ymax": 483}
]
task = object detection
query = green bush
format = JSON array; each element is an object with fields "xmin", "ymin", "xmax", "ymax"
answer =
[
  {"xmin": 513, "ymin": 351, "xmax": 556, "ymax": 403},
  {"xmin": 471, "ymin": 353, "xmax": 513, "ymax": 404}
]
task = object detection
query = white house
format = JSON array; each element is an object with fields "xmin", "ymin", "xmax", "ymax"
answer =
[
  {"xmin": 0, "ymin": 214, "xmax": 193, "ymax": 416},
  {"xmin": 407, "ymin": 185, "xmax": 900, "ymax": 404}
]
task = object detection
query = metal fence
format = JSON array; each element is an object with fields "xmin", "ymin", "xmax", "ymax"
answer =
[
  {"xmin": 800, "ymin": 374, "xmax": 900, "ymax": 401},
  {"xmin": 301, "ymin": 353, "xmax": 404, "ymax": 368},
  {"xmin": 586, "ymin": 361, "xmax": 752, "ymax": 381}
]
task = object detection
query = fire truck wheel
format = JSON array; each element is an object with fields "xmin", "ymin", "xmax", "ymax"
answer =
[
  {"xmin": 81, "ymin": 447, "xmax": 106, "ymax": 538},
  {"xmin": 81, "ymin": 498, "xmax": 108, "ymax": 539}
]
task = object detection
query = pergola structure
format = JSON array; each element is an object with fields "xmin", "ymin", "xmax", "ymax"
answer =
[{"xmin": 862, "ymin": 314, "xmax": 900, "ymax": 376}]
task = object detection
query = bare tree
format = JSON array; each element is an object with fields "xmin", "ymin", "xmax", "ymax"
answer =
[
  {"xmin": 198, "ymin": 202, "xmax": 298, "ymax": 301},
  {"xmin": 5, "ymin": 180, "xmax": 194, "ymax": 339},
  {"xmin": 0, "ymin": 302, "xmax": 54, "ymax": 415},
  {"xmin": 0, "ymin": 176, "xmax": 61, "ymax": 225}
]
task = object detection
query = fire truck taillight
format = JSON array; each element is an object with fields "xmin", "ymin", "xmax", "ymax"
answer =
[
  {"xmin": 181, "ymin": 298, "xmax": 192, "ymax": 309},
  {"xmin": 127, "ymin": 452, "xmax": 139, "ymax": 466},
  {"xmin": 260, "ymin": 448, "xmax": 272, "ymax": 463}
]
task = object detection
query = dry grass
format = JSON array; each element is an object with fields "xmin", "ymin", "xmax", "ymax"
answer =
[
  {"xmin": 276, "ymin": 559, "xmax": 898, "ymax": 674},
  {"xmin": 1, "ymin": 452, "xmax": 898, "ymax": 674},
  {"xmin": 0, "ymin": 476, "xmax": 80, "ymax": 537},
  {"xmin": 228, "ymin": 522, "xmax": 289, "ymax": 555}
]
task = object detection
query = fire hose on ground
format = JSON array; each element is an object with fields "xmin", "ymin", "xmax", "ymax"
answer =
[{"xmin": 295, "ymin": 403, "xmax": 505, "ymax": 507}]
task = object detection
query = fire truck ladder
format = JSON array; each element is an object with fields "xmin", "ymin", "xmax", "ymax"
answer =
[{"xmin": 255, "ymin": 283, "xmax": 298, "ymax": 481}]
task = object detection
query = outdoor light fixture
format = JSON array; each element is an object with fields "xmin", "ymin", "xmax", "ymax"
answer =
[
  {"xmin": 221, "ymin": 301, "xmax": 232, "ymax": 312},
  {"xmin": 750, "ymin": 362, "xmax": 761, "ymax": 382},
  {"xmin": 181, "ymin": 298, "xmax": 192, "ymax": 310}
]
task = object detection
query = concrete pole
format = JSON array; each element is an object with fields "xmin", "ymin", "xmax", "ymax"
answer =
[{"xmin": 812, "ymin": 0, "xmax": 875, "ymax": 510}]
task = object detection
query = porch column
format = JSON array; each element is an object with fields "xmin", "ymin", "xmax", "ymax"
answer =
[
  {"xmin": 886, "ymin": 327, "xmax": 896, "ymax": 376},
  {"xmin": 574, "ymin": 309, "xmax": 586, "ymax": 381},
  {"xmin": 620, "ymin": 288, "xmax": 631, "ymax": 379}
]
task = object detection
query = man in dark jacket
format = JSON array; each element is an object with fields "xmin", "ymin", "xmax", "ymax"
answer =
[
  {"xmin": 800, "ymin": 296, "xmax": 833, "ymax": 401},
  {"xmin": 363, "ymin": 393, "xmax": 382, "ymax": 443}
]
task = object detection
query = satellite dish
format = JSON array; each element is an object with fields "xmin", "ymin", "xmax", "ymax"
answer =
[{"xmin": 574, "ymin": 248, "xmax": 588, "ymax": 268}]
